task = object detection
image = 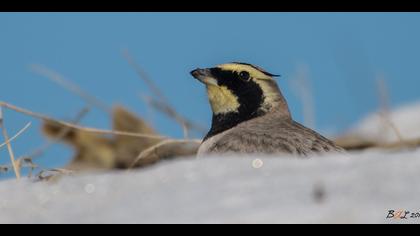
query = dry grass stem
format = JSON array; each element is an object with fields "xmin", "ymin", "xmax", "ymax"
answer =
[
  {"xmin": 376, "ymin": 76, "xmax": 406, "ymax": 144},
  {"xmin": 36, "ymin": 168, "xmax": 74, "ymax": 182},
  {"xmin": 142, "ymin": 95, "xmax": 207, "ymax": 135},
  {"xmin": 124, "ymin": 50, "xmax": 206, "ymax": 135},
  {"xmin": 335, "ymin": 75, "xmax": 412, "ymax": 151},
  {"xmin": 129, "ymin": 139, "xmax": 201, "ymax": 169},
  {"xmin": 24, "ymin": 107, "xmax": 90, "ymax": 160},
  {"xmin": 290, "ymin": 65, "xmax": 316, "ymax": 128},
  {"xmin": 378, "ymin": 112, "xmax": 406, "ymax": 144},
  {"xmin": 0, "ymin": 101, "xmax": 167, "ymax": 140},
  {"xmin": 0, "ymin": 107, "xmax": 21, "ymax": 180},
  {"xmin": 30, "ymin": 64, "xmax": 111, "ymax": 114},
  {"xmin": 123, "ymin": 50, "xmax": 167, "ymax": 101},
  {"xmin": 0, "ymin": 122, "xmax": 31, "ymax": 150}
]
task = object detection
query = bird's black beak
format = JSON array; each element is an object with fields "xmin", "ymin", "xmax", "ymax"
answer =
[
  {"xmin": 190, "ymin": 68, "xmax": 211, "ymax": 78},
  {"xmin": 190, "ymin": 68, "xmax": 218, "ymax": 86}
]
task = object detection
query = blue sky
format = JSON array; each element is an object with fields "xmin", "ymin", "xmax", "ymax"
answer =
[{"xmin": 1, "ymin": 13, "xmax": 420, "ymax": 178}]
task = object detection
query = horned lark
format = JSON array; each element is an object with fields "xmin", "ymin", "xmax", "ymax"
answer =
[{"xmin": 190, "ymin": 62, "xmax": 344, "ymax": 156}]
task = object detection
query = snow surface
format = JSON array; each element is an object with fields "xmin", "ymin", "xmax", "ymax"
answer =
[
  {"xmin": 2, "ymin": 102, "xmax": 420, "ymax": 224},
  {"xmin": 0, "ymin": 150, "xmax": 419, "ymax": 224},
  {"xmin": 345, "ymin": 102, "xmax": 420, "ymax": 143}
]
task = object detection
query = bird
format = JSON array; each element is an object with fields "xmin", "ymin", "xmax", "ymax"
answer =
[{"xmin": 190, "ymin": 62, "xmax": 345, "ymax": 156}]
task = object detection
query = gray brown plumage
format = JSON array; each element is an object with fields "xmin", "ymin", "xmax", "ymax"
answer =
[
  {"xmin": 199, "ymin": 107, "xmax": 343, "ymax": 155},
  {"xmin": 190, "ymin": 62, "xmax": 344, "ymax": 156}
]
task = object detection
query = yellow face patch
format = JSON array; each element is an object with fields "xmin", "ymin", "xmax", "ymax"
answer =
[
  {"xmin": 206, "ymin": 84, "xmax": 240, "ymax": 114},
  {"xmin": 216, "ymin": 63, "xmax": 274, "ymax": 81}
]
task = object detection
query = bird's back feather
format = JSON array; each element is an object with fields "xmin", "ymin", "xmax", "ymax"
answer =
[{"xmin": 198, "ymin": 110, "xmax": 344, "ymax": 156}]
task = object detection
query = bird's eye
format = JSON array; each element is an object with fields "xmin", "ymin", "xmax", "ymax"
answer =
[{"xmin": 239, "ymin": 71, "xmax": 250, "ymax": 81}]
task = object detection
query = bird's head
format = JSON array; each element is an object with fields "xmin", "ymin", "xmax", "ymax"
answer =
[{"xmin": 191, "ymin": 62, "xmax": 290, "ymax": 118}]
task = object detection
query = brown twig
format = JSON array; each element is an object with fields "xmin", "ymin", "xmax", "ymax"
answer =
[
  {"xmin": 0, "ymin": 108, "xmax": 87, "ymax": 178},
  {"xmin": 378, "ymin": 138, "xmax": 420, "ymax": 149},
  {"xmin": 289, "ymin": 65, "xmax": 316, "ymax": 129},
  {"xmin": 335, "ymin": 74, "xmax": 412, "ymax": 151},
  {"xmin": 0, "ymin": 101, "xmax": 167, "ymax": 140},
  {"xmin": 0, "ymin": 107, "xmax": 21, "ymax": 180},
  {"xmin": 30, "ymin": 64, "xmax": 112, "ymax": 114},
  {"xmin": 128, "ymin": 139, "xmax": 201, "ymax": 169},
  {"xmin": 36, "ymin": 168, "xmax": 74, "ymax": 182},
  {"xmin": 123, "ymin": 49, "xmax": 206, "ymax": 136},
  {"xmin": 376, "ymin": 75, "xmax": 390, "ymax": 113},
  {"xmin": 378, "ymin": 111, "xmax": 406, "ymax": 143},
  {"xmin": 335, "ymin": 134, "xmax": 420, "ymax": 151},
  {"xmin": 23, "ymin": 107, "xmax": 90, "ymax": 160},
  {"xmin": 16, "ymin": 157, "xmax": 38, "ymax": 178},
  {"xmin": 1, "ymin": 156, "xmax": 49, "ymax": 179},
  {"xmin": 141, "ymin": 95, "xmax": 207, "ymax": 136},
  {"xmin": 376, "ymin": 76, "xmax": 406, "ymax": 144},
  {"xmin": 122, "ymin": 49, "xmax": 167, "ymax": 101}
]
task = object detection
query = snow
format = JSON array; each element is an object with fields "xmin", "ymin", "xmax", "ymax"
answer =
[
  {"xmin": 2, "ymin": 102, "xmax": 420, "ymax": 224},
  {"xmin": 0, "ymin": 150, "xmax": 419, "ymax": 224},
  {"xmin": 344, "ymin": 102, "xmax": 420, "ymax": 143}
]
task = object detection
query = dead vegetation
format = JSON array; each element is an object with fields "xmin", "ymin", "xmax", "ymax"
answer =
[
  {"xmin": 0, "ymin": 53, "xmax": 202, "ymax": 181},
  {"xmin": 0, "ymin": 107, "xmax": 23, "ymax": 179},
  {"xmin": 288, "ymin": 66, "xmax": 420, "ymax": 151},
  {"xmin": 334, "ymin": 75, "xmax": 420, "ymax": 151},
  {"xmin": 123, "ymin": 50, "xmax": 207, "ymax": 137},
  {"xmin": 0, "ymin": 101, "xmax": 199, "ymax": 181},
  {"xmin": 1, "ymin": 56, "xmax": 420, "ymax": 182}
]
